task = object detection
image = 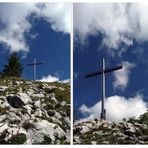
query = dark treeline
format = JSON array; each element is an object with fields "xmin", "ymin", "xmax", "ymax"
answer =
[{"xmin": 0, "ymin": 52, "xmax": 23, "ymax": 78}]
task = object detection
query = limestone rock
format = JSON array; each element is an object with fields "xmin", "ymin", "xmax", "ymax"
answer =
[{"xmin": 0, "ymin": 78, "xmax": 70, "ymax": 144}]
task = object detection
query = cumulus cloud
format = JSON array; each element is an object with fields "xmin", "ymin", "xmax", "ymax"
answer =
[
  {"xmin": 79, "ymin": 94, "xmax": 147, "ymax": 122},
  {"xmin": 39, "ymin": 74, "xmax": 59, "ymax": 82},
  {"xmin": 38, "ymin": 74, "xmax": 70, "ymax": 83},
  {"xmin": 113, "ymin": 61, "xmax": 135, "ymax": 91},
  {"xmin": 74, "ymin": 3, "xmax": 148, "ymax": 56},
  {"xmin": 0, "ymin": 3, "xmax": 71, "ymax": 53},
  {"xmin": 39, "ymin": 3, "xmax": 71, "ymax": 34}
]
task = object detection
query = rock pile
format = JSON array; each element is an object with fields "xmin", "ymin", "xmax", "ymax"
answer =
[
  {"xmin": 74, "ymin": 116, "xmax": 148, "ymax": 144},
  {"xmin": 0, "ymin": 77, "xmax": 70, "ymax": 144}
]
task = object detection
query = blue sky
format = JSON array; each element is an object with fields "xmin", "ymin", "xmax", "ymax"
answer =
[
  {"xmin": 0, "ymin": 3, "xmax": 70, "ymax": 81},
  {"xmin": 74, "ymin": 3, "xmax": 148, "ymax": 121}
]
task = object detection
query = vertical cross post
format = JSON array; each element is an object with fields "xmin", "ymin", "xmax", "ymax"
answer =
[
  {"xmin": 34, "ymin": 58, "xmax": 36, "ymax": 81},
  {"xmin": 101, "ymin": 58, "xmax": 106, "ymax": 120}
]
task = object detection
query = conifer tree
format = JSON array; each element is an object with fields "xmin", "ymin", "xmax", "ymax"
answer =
[{"xmin": 3, "ymin": 52, "xmax": 23, "ymax": 77}]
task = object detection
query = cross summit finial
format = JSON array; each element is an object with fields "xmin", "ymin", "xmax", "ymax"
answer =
[
  {"xmin": 85, "ymin": 58, "xmax": 122, "ymax": 120},
  {"xmin": 27, "ymin": 58, "xmax": 43, "ymax": 81}
]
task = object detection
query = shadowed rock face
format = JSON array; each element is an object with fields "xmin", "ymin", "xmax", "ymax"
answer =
[{"xmin": 6, "ymin": 96, "xmax": 25, "ymax": 108}]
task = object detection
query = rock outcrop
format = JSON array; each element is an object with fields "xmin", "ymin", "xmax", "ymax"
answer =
[
  {"xmin": 0, "ymin": 77, "xmax": 70, "ymax": 144},
  {"xmin": 73, "ymin": 113, "xmax": 148, "ymax": 144}
]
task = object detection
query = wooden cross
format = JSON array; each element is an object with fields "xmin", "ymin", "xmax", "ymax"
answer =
[{"xmin": 85, "ymin": 58, "xmax": 122, "ymax": 120}]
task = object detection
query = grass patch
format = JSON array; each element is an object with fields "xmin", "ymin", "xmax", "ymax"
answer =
[
  {"xmin": 44, "ymin": 103, "xmax": 54, "ymax": 110},
  {"xmin": 54, "ymin": 89, "xmax": 70, "ymax": 104},
  {"xmin": 34, "ymin": 135, "xmax": 52, "ymax": 144}
]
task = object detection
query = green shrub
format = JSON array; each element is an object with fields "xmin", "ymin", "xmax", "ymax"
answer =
[
  {"xmin": 127, "ymin": 116, "xmax": 136, "ymax": 124},
  {"xmin": 7, "ymin": 133, "xmax": 27, "ymax": 144},
  {"xmin": 58, "ymin": 136, "xmax": 67, "ymax": 144},
  {"xmin": 142, "ymin": 128, "xmax": 148, "ymax": 135},
  {"xmin": 0, "ymin": 129, "xmax": 8, "ymax": 144},
  {"xmin": 139, "ymin": 111, "xmax": 148, "ymax": 125},
  {"xmin": 54, "ymin": 89, "xmax": 70, "ymax": 104},
  {"xmin": 45, "ymin": 88, "xmax": 56, "ymax": 94},
  {"xmin": 45, "ymin": 103, "xmax": 54, "ymax": 110},
  {"xmin": 23, "ymin": 122, "xmax": 35, "ymax": 130},
  {"xmin": 55, "ymin": 103, "xmax": 61, "ymax": 109},
  {"xmin": 35, "ymin": 135, "xmax": 52, "ymax": 144}
]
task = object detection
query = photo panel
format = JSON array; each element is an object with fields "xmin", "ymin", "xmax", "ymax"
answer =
[
  {"xmin": 73, "ymin": 3, "xmax": 148, "ymax": 145},
  {"xmin": 0, "ymin": 3, "xmax": 71, "ymax": 144}
]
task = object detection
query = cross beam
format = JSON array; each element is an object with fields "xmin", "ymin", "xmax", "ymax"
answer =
[
  {"xmin": 85, "ymin": 58, "xmax": 122, "ymax": 120},
  {"xmin": 27, "ymin": 58, "xmax": 43, "ymax": 81}
]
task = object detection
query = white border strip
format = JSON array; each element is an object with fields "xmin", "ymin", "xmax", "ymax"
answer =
[
  {"xmin": 0, "ymin": 1, "xmax": 148, "ymax": 147},
  {"xmin": 70, "ymin": 3, "xmax": 74, "ymax": 145},
  {"xmin": 1, "ymin": 0, "xmax": 148, "ymax": 3}
]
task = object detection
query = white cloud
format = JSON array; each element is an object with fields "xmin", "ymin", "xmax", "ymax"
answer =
[
  {"xmin": 113, "ymin": 61, "xmax": 135, "ymax": 91},
  {"xmin": 60, "ymin": 79, "xmax": 70, "ymax": 83},
  {"xmin": 0, "ymin": 3, "xmax": 71, "ymax": 53},
  {"xmin": 74, "ymin": 3, "xmax": 148, "ymax": 56},
  {"xmin": 39, "ymin": 3, "xmax": 71, "ymax": 34},
  {"xmin": 38, "ymin": 74, "xmax": 70, "ymax": 83},
  {"xmin": 39, "ymin": 74, "xmax": 59, "ymax": 82},
  {"xmin": 79, "ymin": 94, "xmax": 147, "ymax": 122}
]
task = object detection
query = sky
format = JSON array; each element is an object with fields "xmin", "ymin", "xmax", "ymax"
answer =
[
  {"xmin": 0, "ymin": 3, "xmax": 71, "ymax": 82},
  {"xmin": 74, "ymin": 3, "xmax": 148, "ymax": 122}
]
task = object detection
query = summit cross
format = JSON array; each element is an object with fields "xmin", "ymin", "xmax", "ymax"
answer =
[
  {"xmin": 85, "ymin": 58, "xmax": 122, "ymax": 120},
  {"xmin": 27, "ymin": 58, "xmax": 43, "ymax": 81}
]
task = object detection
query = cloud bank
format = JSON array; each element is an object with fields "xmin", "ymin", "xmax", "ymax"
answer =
[
  {"xmin": 113, "ymin": 61, "xmax": 135, "ymax": 91},
  {"xmin": 39, "ymin": 74, "xmax": 59, "ymax": 82},
  {"xmin": 79, "ymin": 94, "xmax": 147, "ymax": 122},
  {"xmin": 0, "ymin": 3, "xmax": 71, "ymax": 53},
  {"xmin": 74, "ymin": 3, "xmax": 148, "ymax": 56}
]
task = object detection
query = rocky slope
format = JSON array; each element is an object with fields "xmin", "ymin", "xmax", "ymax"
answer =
[
  {"xmin": 74, "ymin": 112, "xmax": 148, "ymax": 144},
  {"xmin": 0, "ymin": 77, "xmax": 70, "ymax": 144}
]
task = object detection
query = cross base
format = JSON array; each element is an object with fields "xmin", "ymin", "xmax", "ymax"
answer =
[{"xmin": 100, "ymin": 109, "xmax": 106, "ymax": 120}]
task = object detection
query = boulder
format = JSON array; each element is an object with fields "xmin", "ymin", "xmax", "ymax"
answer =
[
  {"xmin": 54, "ymin": 112, "xmax": 62, "ymax": 119},
  {"xmin": 80, "ymin": 126, "xmax": 90, "ymax": 134},
  {"xmin": 0, "ymin": 86, "xmax": 8, "ymax": 92},
  {"xmin": 35, "ymin": 120, "xmax": 65, "ymax": 141},
  {"xmin": 12, "ymin": 81, "xmax": 20, "ymax": 86},
  {"xmin": 6, "ymin": 96, "xmax": 25, "ymax": 108},
  {"xmin": 18, "ymin": 93, "xmax": 32, "ymax": 104},
  {"xmin": 34, "ymin": 100, "xmax": 41, "ymax": 108}
]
